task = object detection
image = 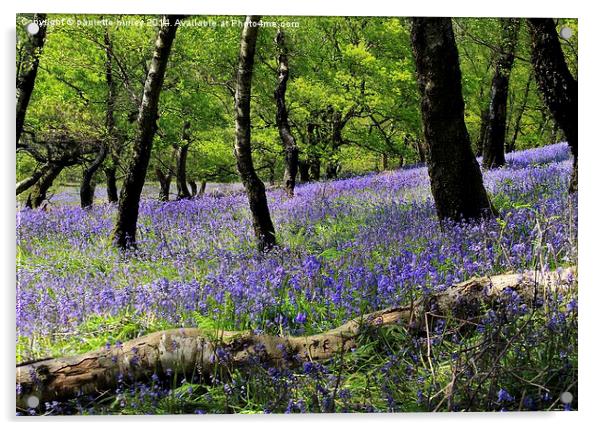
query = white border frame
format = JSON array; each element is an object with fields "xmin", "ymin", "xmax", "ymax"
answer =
[{"xmin": 3, "ymin": 1, "xmax": 600, "ymax": 429}]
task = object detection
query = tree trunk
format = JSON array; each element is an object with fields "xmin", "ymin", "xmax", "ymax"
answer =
[
  {"xmin": 508, "ymin": 72, "xmax": 533, "ymax": 153},
  {"xmin": 104, "ymin": 27, "xmax": 120, "ymax": 204},
  {"xmin": 382, "ymin": 153, "xmax": 389, "ymax": 170},
  {"xmin": 16, "ymin": 165, "xmax": 47, "ymax": 196},
  {"xmin": 80, "ymin": 144, "xmax": 108, "ymax": 209},
  {"xmin": 298, "ymin": 159, "xmax": 310, "ymax": 183},
  {"xmin": 80, "ymin": 180, "xmax": 96, "ymax": 210},
  {"xmin": 325, "ymin": 161, "xmax": 339, "ymax": 179},
  {"xmin": 198, "ymin": 180, "xmax": 207, "ymax": 197},
  {"xmin": 175, "ymin": 121, "xmax": 192, "ymax": 200},
  {"xmin": 551, "ymin": 121, "xmax": 560, "ymax": 143},
  {"xmin": 505, "ymin": 86, "xmax": 515, "ymax": 140},
  {"xmin": 482, "ymin": 18, "xmax": 520, "ymax": 169},
  {"xmin": 112, "ymin": 16, "xmax": 182, "ymax": 249},
  {"xmin": 415, "ymin": 138, "xmax": 427, "ymax": 163},
  {"xmin": 104, "ymin": 167, "xmax": 119, "ymax": 203},
  {"xmin": 155, "ymin": 167, "xmax": 172, "ymax": 202},
  {"xmin": 274, "ymin": 29, "xmax": 299, "ymax": 198},
  {"xmin": 326, "ymin": 109, "xmax": 346, "ymax": 179},
  {"xmin": 309, "ymin": 155, "xmax": 322, "ymax": 181},
  {"xmin": 475, "ymin": 106, "xmax": 489, "ymax": 157},
  {"xmin": 16, "ymin": 13, "xmax": 47, "ymax": 146},
  {"xmin": 234, "ymin": 15, "xmax": 276, "ymax": 252},
  {"xmin": 268, "ymin": 165, "xmax": 276, "ymax": 186},
  {"xmin": 175, "ymin": 144, "xmax": 190, "ymax": 199},
  {"xmin": 411, "ymin": 18, "xmax": 495, "ymax": 223},
  {"xmin": 16, "ymin": 267, "xmax": 575, "ymax": 409},
  {"xmin": 527, "ymin": 19, "xmax": 578, "ymax": 193},
  {"xmin": 537, "ymin": 110, "xmax": 550, "ymax": 138},
  {"xmin": 307, "ymin": 122, "xmax": 321, "ymax": 181},
  {"xmin": 26, "ymin": 163, "xmax": 63, "ymax": 209},
  {"xmin": 188, "ymin": 180, "xmax": 197, "ymax": 197},
  {"xmin": 309, "ymin": 158, "xmax": 321, "ymax": 181}
]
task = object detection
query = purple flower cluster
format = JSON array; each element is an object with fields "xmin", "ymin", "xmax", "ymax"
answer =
[{"xmin": 16, "ymin": 143, "xmax": 577, "ymax": 361}]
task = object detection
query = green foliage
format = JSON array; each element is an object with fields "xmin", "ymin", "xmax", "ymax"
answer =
[{"xmin": 17, "ymin": 15, "xmax": 577, "ymax": 188}]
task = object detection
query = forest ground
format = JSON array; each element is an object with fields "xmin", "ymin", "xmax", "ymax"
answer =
[{"xmin": 16, "ymin": 143, "xmax": 577, "ymax": 414}]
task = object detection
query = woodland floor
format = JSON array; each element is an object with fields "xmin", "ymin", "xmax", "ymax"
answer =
[{"xmin": 16, "ymin": 143, "xmax": 578, "ymax": 414}]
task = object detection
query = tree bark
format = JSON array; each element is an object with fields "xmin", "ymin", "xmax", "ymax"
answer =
[
  {"xmin": 112, "ymin": 16, "xmax": 182, "ymax": 249},
  {"xmin": 175, "ymin": 121, "xmax": 192, "ymax": 200},
  {"xmin": 105, "ymin": 167, "xmax": 119, "ymax": 203},
  {"xmin": 104, "ymin": 27, "xmax": 120, "ymax": 204},
  {"xmin": 16, "ymin": 266, "xmax": 575, "ymax": 409},
  {"xmin": 234, "ymin": 15, "xmax": 276, "ymax": 252},
  {"xmin": 382, "ymin": 153, "xmax": 389, "ymax": 170},
  {"xmin": 505, "ymin": 85, "xmax": 515, "ymax": 141},
  {"xmin": 412, "ymin": 137, "xmax": 427, "ymax": 164},
  {"xmin": 325, "ymin": 161, "xmax": 340, "ymax": 179},
  {"xmin": 309, "ymin": 158, "xmax": 321, "ymax": 181},
  {"xmin": 155, "ymin": 167, "xmax": 172, "ymax": 202},
  {"xmin": 298, "ymin": 159, "xmax": 310, "ymax": 183},
  {"xmin": 482, "ymin": 19, "xmax": 521, "ymax": 169},
  {"xmin": 508, "ymin": 72, "xmax": 533, "ymax": 153},
  {"xmin": 274, "ymin": 29, "xmax": 299, "ymax": 197},
  {"xmin": 268, "ymin": 165, "xmax": 276, "ymax": 186},
  {"xmin": 26, "ymin": 163, "xmax": 63, "ymax": 209},
  {"xmin": 411, "ymin": 18, "xmax": 495, "ymax": 223},
  {"xmin": 16, "ymin": 13, "xmax": 47, "ymax": 146},
  {"xmin": 551, "ymin": 121, "xmax": 560, "ymax": 143},
  {"xmin": 198, "ymin": 180, "xmax": 207, "ymax": 197},
  {"xmin": 324, "ymin": 109, "xmax": 346, "ymax": 179},
  {"xmin": 80, "ymin": 144, "xmax": 108, "ymax": 209},
  {"xmin": 537, "ymin": 110, "xmax": 550, "ymax": 139},
  {"xmin": 16, "ymin": 165, "xmax": 47, "ymax": 196},
  {"xmin": 527, "ymin": 18, "xmax": 578, "ymax": 193},
  {"xmin": 307, "ymin": 121, "xmax": 321, "ymax": 181},
  {"xmin": 188, "ymin": 180, "xmax": 197, "ymax": 197}
]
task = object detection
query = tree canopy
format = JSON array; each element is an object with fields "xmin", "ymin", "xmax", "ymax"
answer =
[{"xmin": 16, "ymin": 15, "xmax": 577, "ymax": 193}]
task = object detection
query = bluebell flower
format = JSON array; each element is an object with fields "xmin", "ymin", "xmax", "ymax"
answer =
[
  {"xmin": 294, "ymin": 312, "xmax": 307, "ymax": 324},
  {"xmin": 497, "ymin": 388, "xmax": 514, "ymax": 403}
]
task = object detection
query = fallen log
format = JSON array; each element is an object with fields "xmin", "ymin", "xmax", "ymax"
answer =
[{"xmin": 16, "ymin": 267, "xmax": 576, "ymax": 409}]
